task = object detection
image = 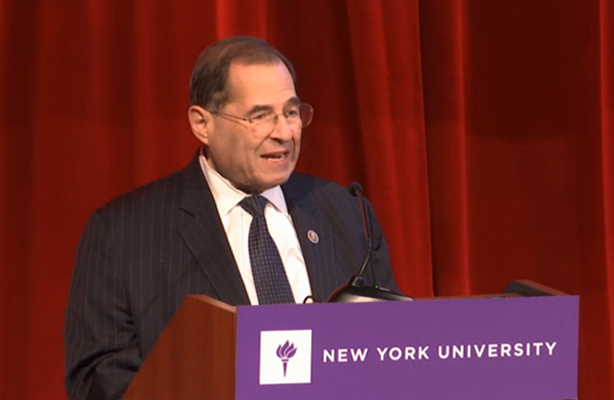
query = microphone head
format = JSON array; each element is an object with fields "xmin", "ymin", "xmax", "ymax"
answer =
[
  {"xmin": 348, "ymin": 181, "xmax": 363, "ymax": 197},
  {"xmin": 328, "ymin": 283, "xmax": 414, "ymax": 303}
]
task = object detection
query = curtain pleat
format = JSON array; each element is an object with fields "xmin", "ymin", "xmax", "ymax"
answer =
[
  {"xmin": 600, "ymin": 0, "xmax": 614, "ymax": 397},
  {"xmin": 345, "ymin": 0, "xmax": 433, "ymax": 296},
  {"xmin": 420, "ymin": 0, "xmax": 473, "ymax": 296}
]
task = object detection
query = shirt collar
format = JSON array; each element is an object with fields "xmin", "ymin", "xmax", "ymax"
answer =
[{"xmin": 199, "ymin": 147, "xmax": 289, "ymax": 216}]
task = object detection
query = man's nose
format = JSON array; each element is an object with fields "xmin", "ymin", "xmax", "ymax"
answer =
[{"xmin": 269, "ymin": 115, "xmax": 295, "ymax": 141}]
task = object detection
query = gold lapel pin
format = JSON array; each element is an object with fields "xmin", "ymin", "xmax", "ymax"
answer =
[{"xmin": 307, "ymin": 230, "xmax": 319, "ymax": 244}]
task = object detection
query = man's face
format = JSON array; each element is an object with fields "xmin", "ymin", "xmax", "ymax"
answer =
[{"xmin": 198, "ymin": 62, "xmax": 301, "ymax": 193}]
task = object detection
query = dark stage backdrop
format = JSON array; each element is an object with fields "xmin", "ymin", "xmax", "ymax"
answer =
[{"xmin": 1, "ymin": 0, "xmax": 612, "ymax": 399}]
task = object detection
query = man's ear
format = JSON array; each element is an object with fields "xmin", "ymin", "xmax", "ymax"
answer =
[{"xmin": 188, "ymin": 105, "xmax": 213, "ymax": 145}]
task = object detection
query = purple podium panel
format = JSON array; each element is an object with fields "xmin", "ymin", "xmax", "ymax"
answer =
[{"xmin": 235, "ymin": 296, "xmax": 579, "ymax": 400}]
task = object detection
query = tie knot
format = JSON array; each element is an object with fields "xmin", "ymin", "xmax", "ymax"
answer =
[{"xmin": 239, "ymin": 195, "xmax": 267, "ymax": 217}]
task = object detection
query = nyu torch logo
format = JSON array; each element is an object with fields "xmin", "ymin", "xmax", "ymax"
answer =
[
  {"xmin": 260, "ymin": 330, "xmax": 312, "ymax": 385},
  {"xmin": 276, "ymin": 340, "xmax": 297, "ymax": 377}
]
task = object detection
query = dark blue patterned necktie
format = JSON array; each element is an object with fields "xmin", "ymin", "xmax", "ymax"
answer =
[{"xmin": 239, "ymin": 195, "xmax": 295, "ymax": 305}]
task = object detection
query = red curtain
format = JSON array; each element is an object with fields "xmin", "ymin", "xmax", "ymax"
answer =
[{"xmin": 1, "ymin": 0, "xmax": 612, "ymax": 398}]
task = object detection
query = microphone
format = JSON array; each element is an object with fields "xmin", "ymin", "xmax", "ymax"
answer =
[
  {"xmin": 327, "ymin": 182, "xmax": 413, "ymax": 303},
  {"xmin": 346, "ymin": 182, "xmax": 372, "ymax": 288}
]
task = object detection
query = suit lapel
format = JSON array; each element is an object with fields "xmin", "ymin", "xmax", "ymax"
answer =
[
  {"xmin": 178, "ymin": 156, "xmax": 250, "ymax": 306},
  {"xmin": 176, "ymin": 159, "xmax": 340, "ymax": 305},
  {"xmin": 283, "ymin": 175, "xmax": 339, "ymax": 302}
]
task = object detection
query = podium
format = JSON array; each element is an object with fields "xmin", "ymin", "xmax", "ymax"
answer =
[{"xmin": 122, "ymin": 281, "xmax": 578, "ymax": 400}]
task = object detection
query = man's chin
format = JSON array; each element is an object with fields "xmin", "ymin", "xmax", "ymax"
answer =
[
  {"xmin": 235, "ymin": 174, "xmax": 292, "ymax": 194},
  {"xmin": 259, "ymin": 176, "xmax": 292, "ymax": 192}
]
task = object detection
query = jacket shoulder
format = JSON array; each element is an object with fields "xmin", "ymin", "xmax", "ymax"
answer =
[
  {"xmin": 95, "ymin": 164, "xmax": 190, "ymax": 219},
  {"xmin": 285, "ymin": 172, "xmax": 353, "ymax": 199}
]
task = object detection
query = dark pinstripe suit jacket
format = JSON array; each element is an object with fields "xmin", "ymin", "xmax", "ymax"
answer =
[{"xmin": 64, "ymin": 155, "xmax": 398, "ymax": 400}]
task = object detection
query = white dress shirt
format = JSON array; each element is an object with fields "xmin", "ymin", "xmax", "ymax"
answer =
[{"xmin": 199, "ymin": 150, "xmax": 313, "ymax": 305}]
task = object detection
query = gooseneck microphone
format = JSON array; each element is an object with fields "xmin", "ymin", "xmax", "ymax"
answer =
[
  {"xmin": 327, "ymin": 182, "xmax": 413, "ymax": 303},
  {"xmin": 347, "ymin": 182, "xmax": 372, "ymax": 288}
]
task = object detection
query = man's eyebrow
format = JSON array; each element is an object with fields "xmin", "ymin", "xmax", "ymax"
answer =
[
  {"xmin": 245, "ymin": 97, "xmax": 301, "ymax": 116},
  {"xmin": 245, "ymin": 105, "xmax": 273, "ymax": 116},
  {"xmin": 285, "ymin": 97, "xmax": 301, "ymax": 106}
]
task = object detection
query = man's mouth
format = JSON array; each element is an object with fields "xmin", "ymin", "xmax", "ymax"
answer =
[{"xmin": 261, "ymin": 151, "xmax": 288, "ymax": 161}]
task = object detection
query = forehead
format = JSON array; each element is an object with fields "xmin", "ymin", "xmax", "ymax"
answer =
[{"xmin": 225, "ymin": 61, "xmax": 296, "ymax": 106}]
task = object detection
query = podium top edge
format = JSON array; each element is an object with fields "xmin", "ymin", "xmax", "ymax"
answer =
[{"xmin": 187, "ymin": 295, "xmax": 237, "ymax": 313}]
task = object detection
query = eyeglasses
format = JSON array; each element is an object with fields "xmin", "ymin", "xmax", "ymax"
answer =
[{"xmin": 206, "ymin": 103, "xmax": 314, "ymax": 138}]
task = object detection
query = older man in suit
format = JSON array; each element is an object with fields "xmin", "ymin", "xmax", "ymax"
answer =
[{"xmin": 64, "ymin": 35, "xmax": 399, "ymax": 400}]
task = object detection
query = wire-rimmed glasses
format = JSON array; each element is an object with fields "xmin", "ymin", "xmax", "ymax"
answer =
[{"xmin": 206, "ymin": 103, "xmax": 314, "ymax": 137}]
